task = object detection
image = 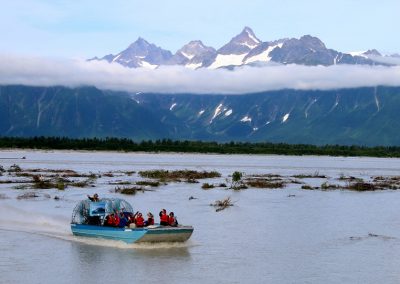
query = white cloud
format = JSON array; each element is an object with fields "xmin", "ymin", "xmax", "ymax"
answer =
[
  {"xmin": 368, "ymin": 55, "xmax": 400, "ymax": 66},
  {"xmin": 1, "ymin": 54, "xmax": 400, "ymax": 94}
]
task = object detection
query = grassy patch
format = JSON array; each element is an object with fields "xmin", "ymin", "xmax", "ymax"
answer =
[
  {"xmin": 301, "ymin": 185, "xmax": 314, "ymax": 190},
  {"xmin": 139, "ymin": 169, "xmax": 221, "ymax": 180},
  {"xmin": 346, "ymin": 182, "xmax": 377, "ymax": 191},
  {"xmin": 246, "ymin": 178, "xmax": 285, "ymax": 189},
  {"xmin": 135, "ymin": 180, "xmax": 161, "ymax": 187},
  {"xmin": 293, "ymin": 172, "xmax": 327, "ymax": 179},
  {"xmin": 114, "ymin": 186, "xmax": 144, "ymax": 195},
  {"xmin": 109, "ymin": 181, "xmax": 132, "ymax": 185},
  {"xmin": 321, "ymin": 182, "xmax": 341, "ymax": 190},
  {"xmin": 201, "ymin": 183, "xmax": 215, "ymax": 189}
]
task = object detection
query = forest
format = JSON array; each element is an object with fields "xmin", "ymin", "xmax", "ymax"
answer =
[{"xmin": 1, "ymin": 136, "xmax": 400, "ymax": 157}]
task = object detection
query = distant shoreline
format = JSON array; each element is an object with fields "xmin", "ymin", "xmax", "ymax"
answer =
[{"xmin": 0, "ymin": 136, "xmax": 400, "ymax": 158}]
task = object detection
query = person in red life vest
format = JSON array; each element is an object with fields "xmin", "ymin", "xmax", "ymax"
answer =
[
  {"xmin": 145, "ymin": 212, "xmax": 154, "ymax": 226},
  {"xmin": 112, "ymin": 212, "xmax": 120, "ymax": 227},
  {"xmin": 135, "ymin": 212, "xmax": 145, "ymax": 227},
  {"xmin": 104, "ymin": 214, "xmax": 114, "ymax": 226},
  {"xmin": 168, "ymin": 212, "xmax": 178, "ymax": 227},
  {"xmin": 159, "ymin": 209, "xmax": 169, "ymax": 226}
]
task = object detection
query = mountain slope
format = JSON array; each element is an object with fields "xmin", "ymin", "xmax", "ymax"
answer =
[
  {"xmin": 0, "ymin": 85, "xmax": 187, "ymax": 139},
  {"xmin": 1, "ymin": 85, "xmax": 400, "ymax": 146}
]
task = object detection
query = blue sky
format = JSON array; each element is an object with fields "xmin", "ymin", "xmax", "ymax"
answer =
[{"xmin": 1, "ymin": 0, "xmax": 399, "ymax": 58}]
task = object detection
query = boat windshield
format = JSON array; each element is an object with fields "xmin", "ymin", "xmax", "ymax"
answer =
[{"xmin": 71, "ymin": 198, "xmax": 134, "ymax": 225}]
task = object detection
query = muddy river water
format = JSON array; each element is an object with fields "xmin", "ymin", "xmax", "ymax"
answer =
[{"xmin": 1, "ymin": 150, "xmax": 400, "ymax": 283}]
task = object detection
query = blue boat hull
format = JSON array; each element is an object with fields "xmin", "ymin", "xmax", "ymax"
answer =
[{"xmin": 71, "ymin": 224, "xmax": 194, "ymax": 243}]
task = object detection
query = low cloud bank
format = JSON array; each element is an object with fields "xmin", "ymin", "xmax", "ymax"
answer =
[{"xmin": 1, "ymin": 54, "xmax": 400, "ymax": 94}]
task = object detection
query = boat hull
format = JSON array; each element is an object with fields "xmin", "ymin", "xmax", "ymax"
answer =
[{"xmin": 71, "ymin": 224, "xmax": 193, "ymax": 244}]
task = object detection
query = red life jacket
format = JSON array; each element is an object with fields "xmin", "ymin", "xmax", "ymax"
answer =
[
  {"xmin": 147, "ymin": 217, "xmax": 154, "ymax": 225},
  {"xmin": 136, "ymin": 216, "xmax": 145, "ymax": 227},
  {"xmin": 106, "ymin": 215, "xmax": 114, "ymax": 226},
  {"xmin": 168, "ymin": 216, "xmax": 176, "ymax": 226},
  {"xmin": 160, "ymin": 213, "xmax": 169, "ymax": 223},
  {"xmin": 113, "ymin": 215, "xmax": 120, "ymax": 227}
]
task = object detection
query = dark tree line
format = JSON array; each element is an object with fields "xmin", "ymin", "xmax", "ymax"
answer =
[{"xmin": 0, "ymin": 136, "xmax": 400, "ymax": 157}]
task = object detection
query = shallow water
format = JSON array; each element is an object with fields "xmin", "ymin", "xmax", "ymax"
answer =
[{"xmin": 1, "ymin": 150, "xmax": 400, "ymax": 283}]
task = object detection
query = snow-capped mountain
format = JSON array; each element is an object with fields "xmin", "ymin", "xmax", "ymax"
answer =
[
  {"xmin": 91, "ymin": 37, "xmax": 173, "ymax": 69},
  {"xmin": 207, "ymin": 27, "xmax": 261, "ymax": 69},
  {"xmin": 91, "ymin": 27, "xmax": 397, "ymax": 69},
  {"xmin": 168, "ymin": 40, "xmax": 216, "ymax": 69}
]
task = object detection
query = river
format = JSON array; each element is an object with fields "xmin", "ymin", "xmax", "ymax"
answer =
[{"xmin": 1, "ymin": 150, "xmax": 400, "ymax": 283}]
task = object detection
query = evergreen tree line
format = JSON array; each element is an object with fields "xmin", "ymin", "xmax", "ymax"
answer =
[{"xmin": 0, "ymin": 136, "xmax": 400, "ymax": 157}]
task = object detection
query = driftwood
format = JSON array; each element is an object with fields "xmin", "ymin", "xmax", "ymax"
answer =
[{"xmin": 210, "ymin": 197, "xmax": 234, "ymax": 212}]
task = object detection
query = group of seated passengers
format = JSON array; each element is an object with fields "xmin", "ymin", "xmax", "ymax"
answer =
[
  {"xmin": 104, "ymin": 211, "xmax": 154, "ymax": 228},
  {"xmin": 87, "ymin": 194, "xmax": 177, "ymax": 227},
  {"xmin": 159, "ymin": 208, "xmax": 178, "ymax": 227}
]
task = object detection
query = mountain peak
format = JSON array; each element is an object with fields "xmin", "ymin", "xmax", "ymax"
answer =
[
  {"xmin": 241, "ymin": 26, "xmax": 260, "ymax": 42},
  {"xmin": 218, "ymin": 26, "xmax": 261, "ymax": 55},
  {"xmin": 129, "ymin": 37, "xmax": 150, "ymax": 48},
  {"xmin": 364, "ymin": 49, "xmax": 382, "ymax": 57},
  {"xmin": 299, "ymin": 35, "xmax": 326, "ymax": 49}
]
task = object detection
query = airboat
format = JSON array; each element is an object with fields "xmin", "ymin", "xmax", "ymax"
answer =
[{"xmin": 71, "ymin": 198, "xmax": 193, "ymax": 243}]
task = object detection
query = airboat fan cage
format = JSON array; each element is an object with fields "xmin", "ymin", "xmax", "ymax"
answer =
[{"xmin": 71, "ymin": 198, "xmax": 134, "ymax": 224}]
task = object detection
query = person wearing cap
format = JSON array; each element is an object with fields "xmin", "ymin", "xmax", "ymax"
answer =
[{"xmin": 87, "ymin": 193, "xmax": 99, "ymax": 202}]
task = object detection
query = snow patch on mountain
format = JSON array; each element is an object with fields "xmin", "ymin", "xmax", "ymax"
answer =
[
  {"xmin": 282, "ymin": 113, "xmax": 290, "ymax": 123},
  {"xmin": 240, "ymin": 116, "xmax": 252, "ymax": 122},
  {"xmin": 112, "ymin": 54, "xmax": 122, "ymax": 62},
  {"xmin": 349, "ymin": 51, "xmax": 368, "ymax": 58},
  {"xmin": 169, "ymin": 103, "xmax": 177, "ymax": 111},
  {"xmin": 209, "ymin": 54, "xmax": 247, "ymax": 69},
  {"xmin": 210, "ymin": 103, "xmax": 224, "ymax": 123},
  {"xmin": 245, "ymin": 43, "xmax": 283, "ymax": 64},
  {"xmin": 246, "ymin": 28, "xmax": 261, "ymax": 44},
  {"xmin": 139, "ymin": 61, "xmax": 158, "ymax": 69},
  {"xmin": 225, "ymin": 109, "xmax": 233, "ymax": 116},
  {"xmin": 181, "ymin": 51, "xmax": 194, "ymax": 60},
  {"xmin": 186, "ymin": 62, "xmax": 202, "ymax": 69}
]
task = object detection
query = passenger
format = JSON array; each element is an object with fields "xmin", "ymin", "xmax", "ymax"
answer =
[
  {"xmin": 112, "ymin": 213, "xmax": 120, "ymax": 227},
  {"xmin": 145, "ymin": 212, "xmax": 154, "ymax": 226},
  {"xmin": 135, "ymin": 212, "xmax": 145, "ymax": 227},
  {"xmin": 168, "ymin": 212, "xmax": 178, "ymax": 227},
  {"xmin": 128, "ymin": 211, "xmax": 139, "ymax": 228},
  {"xmin": 87, "ymin": 193, "xmax": 99, "ymax": 202},
  {"xmin": 105, "ymin": 214, "xmax": 115, "ymax": 226},
  {"xmin": 159, "ymin": 209, "xmax": 169, "ymax": 226},
  {"xmin": 118, "ymin": 211, "xmax": 128, "ymax": 228},
  {"xmin": 124, "ymin": 212, "xmax": 134, "ymax": 226}
]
